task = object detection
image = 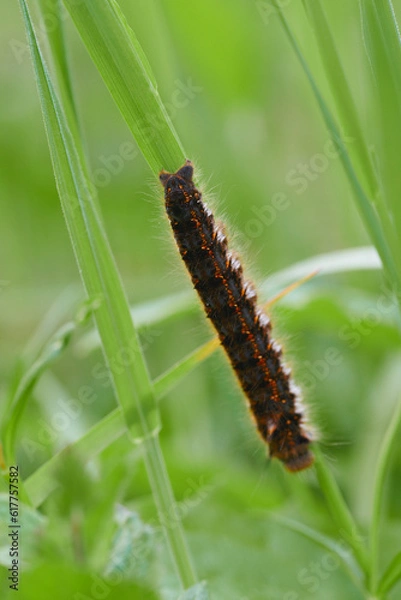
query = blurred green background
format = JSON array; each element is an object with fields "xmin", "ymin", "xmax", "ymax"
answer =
[{"xmin": 1, "ymin": 1, "xmax": 401, "ymax": 599}]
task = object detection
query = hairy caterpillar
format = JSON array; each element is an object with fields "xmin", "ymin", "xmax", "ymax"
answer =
[{"xmin": 160, "ymin": 160, "xmax": 313, "ymax": 471}]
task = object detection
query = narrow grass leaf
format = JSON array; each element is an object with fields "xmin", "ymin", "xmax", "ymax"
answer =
[
  {"xmin": 63, "ymin": 0, "xmax": 185, "ymax": 174},
  {"xmin": 369, "ymin": 396, "xmax": 401, "ymax": 593},
  {"xmin": 302, "ymin": 0, "xmax": 378, "ymax": 201},
  {"xmin": 378, "ymin": 551, "xmax": 401, "ymax": 595},
  {"xmin": 2, "ymin": 286, "xmax": 79, "ymax": 426},
  {"xmin": 38, "ymin": 0, "xmax": 76, "ymax": 114},
  {"xmin": 153, "ymin": 339, "xmax": 218, "ymax": 399},
  {"xmin": 20, "ymin": 1, "xmax": 197, "ymax": 589},
  {"xmin": 260, "ymin": 246, "xmax": 381, "ymax": 297},
  {"xmin": 272, "ymin": 515, "xmax": 364, "ymax": 588},
  {"xmin": 21, "ymin": 286, "xmax": 81, "ymax": 364},
  {"xmin": 359, "ymin": 0, "xmax": 401, "ymax": 277},
  {"xmin": 314, "ymin": 447, "xmax": 369, "ymax": 577},
  {"xmin": 2, "ymin": 308, "xmax": 89, "ymax": 465},
  {"xmin": 274, "ymin": 2, "xmax": 400, "ymax": 295}
]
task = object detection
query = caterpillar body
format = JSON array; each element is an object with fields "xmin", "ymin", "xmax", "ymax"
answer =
[{"xmin": 160, "ymin": 160, "xmax": 313, "ymax": 472}]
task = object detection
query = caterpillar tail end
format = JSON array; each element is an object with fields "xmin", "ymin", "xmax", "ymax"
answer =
[{"xmin": 283, "ymin": 449, "xmax": 314, "ymax": 472}]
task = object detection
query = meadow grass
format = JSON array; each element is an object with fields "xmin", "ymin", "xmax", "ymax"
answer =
[{"xmin": 1, "ymin": 1, "xmax": 401, "ymax": 598}]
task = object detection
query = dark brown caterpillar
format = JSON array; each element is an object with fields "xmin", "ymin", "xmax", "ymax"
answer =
[{"xmin": 160, "ymin": 160, "xmax": 313, "ymax": 471}]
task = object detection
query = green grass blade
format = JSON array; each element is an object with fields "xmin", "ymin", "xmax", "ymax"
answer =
[
  {"xmin": 369, "ymin": 396, "xmax": 401, "ymax": 593},
  {"xmin": 153, "ymin": 339, "xmax": 217, "ymax": 399},
  {"xmin": 272, "ymin": 515, "xmax": 364, "ymax": 588},
  {"xmin": 314, "ymin": 447, "xmax": 369, "ymax": 578},
  {"xmin": 20, "ymin": 1, "xmax": 197, "ymax": 588},
  {"xmin": 21, "ymin": 3, "xmax": 157, "ymax": 443},
  {"xmin": 2, "ymin": 324, "xmax": 71, "ymax": 463},
  {"xmin": 274, "ymin": 3, "xmax": 401, "ymax": 295},
  {"xmin": 302, "ymin": 0, "xmax": 378, "ymax": 200},
  {"xmin": 37, "ymin": 0, "xmax": 89, "ymax": 174},
  {"xmin": 360, "ymin": 0, "xmax": 401, "ymax": 276},
  {"xmin": 2, "ymin": 286, "xmax": 79, "ymax": 426},
  {"xmin": 38, "ymin": 0, "xmax": 77, "ymax": 118},
  {"xmin": 21, "ymin": 286, "xmax": 81, "ymax": 364},
  {"xmin": 378, "ymin": 551, "xmax": 401, "ymax": 595},
  {"xmin": 260, "ymin": 246, "xmax": 381, "ymax": 297},
  {"xmin": 63, "ymin": 0, "xmax": 185, "ymax": 174},
  {"xmin": 1, "ymin": 303, "xmax": 92, "ymax": 464}
]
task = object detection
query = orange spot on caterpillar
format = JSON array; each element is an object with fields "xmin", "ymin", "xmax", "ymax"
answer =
[{"xmin": 160, "ymin": 160, "xmax": 314, "ymax": 472}]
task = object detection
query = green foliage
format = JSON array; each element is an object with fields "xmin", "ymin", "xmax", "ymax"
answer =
[{"xmin": 1, "ymin": 0, "xmax": 401, "ymax": 599}]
